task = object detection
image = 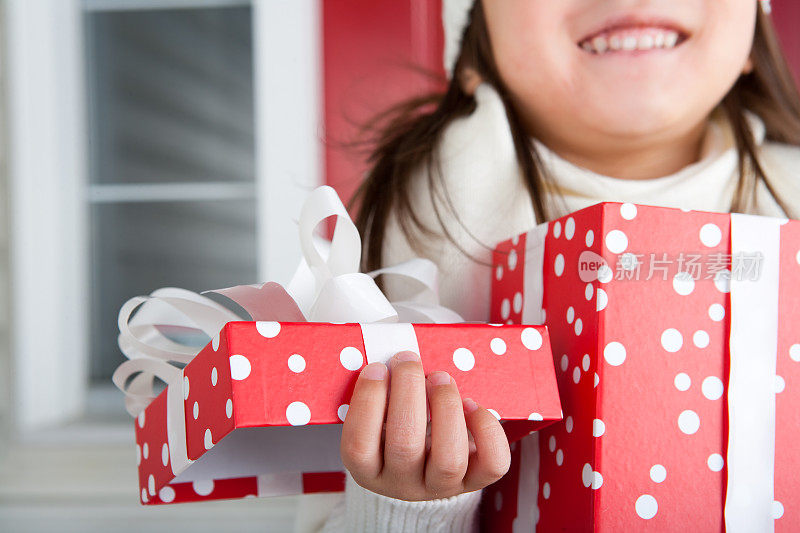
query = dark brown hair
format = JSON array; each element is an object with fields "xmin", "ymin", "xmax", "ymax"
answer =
[{"xmin": 352, "ymin": 3, "xmax": 800, "ymax": 273}]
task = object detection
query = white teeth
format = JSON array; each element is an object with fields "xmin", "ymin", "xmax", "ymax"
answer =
[
  {"xmin": 638, "ymin": 35, "xmax": 654, "ymax": 50},
  {"xmin": 580, "ymin": 30, "xmax": 682, "ymax": 54},
  {"xmin": 592, "ymin": 36, "xmax": 608, "ymax": 53}
]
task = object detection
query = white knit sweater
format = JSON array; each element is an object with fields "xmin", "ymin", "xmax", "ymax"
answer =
[{"xmin": 297, "ymin": 84, "xmax": 800, "ymax": 533}]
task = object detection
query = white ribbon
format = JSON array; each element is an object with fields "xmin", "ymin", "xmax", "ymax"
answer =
[
  {"xmin": 725, "ymin": 214, "xmax": 781, "ymax": 533},
  {"xmin": 113, "ymin": 185, "xmax": 462, "ymax": 477}
]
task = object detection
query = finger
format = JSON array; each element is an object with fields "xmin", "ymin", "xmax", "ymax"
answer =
[
  {"xmin": 382, "ymin": 351, "xmax": 427, "ymax": 482},
  {"xmin": 340, "ymin": 362, "xmax": 389, "ymax": 479},
  {"xmin": 424, "ymin": 371, "xmax": 469, "ymax": 495},
  {"xmin": 462, "ymin": 398, "xmax": 511, "ymax": 491}
]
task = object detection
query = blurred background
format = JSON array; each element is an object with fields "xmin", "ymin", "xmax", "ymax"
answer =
[{"xmin": 0, "ymin": 0, "xmax": 797, "ymax": 531}]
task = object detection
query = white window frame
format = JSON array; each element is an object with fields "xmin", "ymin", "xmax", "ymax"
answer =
[{"xmin": 7, "ymin": 0, "xmax": 323, "ymax": 433}]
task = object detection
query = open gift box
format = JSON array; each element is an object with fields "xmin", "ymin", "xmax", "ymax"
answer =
[
  {"xmin": 483, "ymin": 202, "xmax": 800, "ymax": 532},
  {"xmin": 114, "ymin": 186, "xmax": 563, "ymax": 506}
]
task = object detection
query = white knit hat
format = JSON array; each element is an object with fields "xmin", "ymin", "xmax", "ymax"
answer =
[{"xmin": 443, "ymin": 0, "xmax": 476, "ymax": 76}]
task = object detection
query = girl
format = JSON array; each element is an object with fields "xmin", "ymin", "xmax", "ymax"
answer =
[{"xmin": 309, "ymin": 0, "xmax": 800, "ymax": 531}]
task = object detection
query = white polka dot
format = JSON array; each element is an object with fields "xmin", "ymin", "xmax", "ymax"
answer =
[
  {"xmin": 650, "ymin": 465, "xmax": 666, "ymax": 483},
  {"xmin": 674, "ymin": 373, "xmax": 691, "ymax": 391},
  {"xmin": 553, "ymin": 221, "xmax": 562, "ymax": 238},
  {"xmin": 495, "ymin": 265, "xmax": 503, "ymax": 281},
  {"xmin": 161, "ymin": 443, "xmax": 169, "ymax": 466},
  {"xmin": 192, "ymin": 401, "xmax": 199, "ymax": 420},
  {"xmin": 573, "ymin": 367, "xmax": 581, "ymax": 384},
  {"xmin": 700, "ymin": 223, "xmax": 722, "ymax": 247},
  {"xmin": 138, "ymin": 411, "xmax": 145, "ymax": 428},
  {"xmin": 596, "ymin": 289, "xmax": 608, "ymax": 311},
  {"xmin": 582, "ymin": 354, "xmax": 591, "ymax": 371},
  {"xmin": 521, "ymin": 328, "xmax": 543, "ymax": 350},
  {"xmin": 707, "ymin": 453, "xmax": 724, "ymax": 472},
  {"xmin": 554, "ymin": 254, "xmax": 565, "ymax": 276},
  {"xmin": 636, "ymin": 495, "xmax": 658, "ymax": 520},
  {"xmin": 494, "ymin": 491, "xmax": 503, "ymax": 511},
  {"xmin": 211, "ymin": 334, "xmax": 220, "ymax": 352},
  {"xmin": 512, "ymin": 235, "xmax": 519, "ymax": 245},
  {"xmin": 594, "ymin": 372, "xmax": 599, "ymax": 388},
  {"xmin": 774, "ymin": 500, "xmax": 784, "ymax": 519},
  {"xmin": 597, "ymin": 265, "xmax": 613, "ymax": 284},
  {"xmin": 490, "ymin": 338, "xmax": 507, "ymax": 355},
  {"xmin": 604, "ymin": 341, "xmax": 626, "ymax": 366},
  {"xmin": 566, "ymin": 307, "xmax": 575, "ymax": 324},
  {"xmin": 210, "ymin": 367, "xmax": 218, "ymax": 386},
  {"xmin": 143, "ymin": 442, "xmax": 149, "ymax": 459},
  {"xmin": 592, "ymin": 471, "xmax": 603, "ymax": 490},
  {"xmin": 528, "ymin": 412, "xmax": 544, "ymax": 421},
  {"xmin": 593, "ymin": 419, "xmax": 605, "ymax": 437},
  {"xmin": 565, "ymin": 416, "xmax": 574, "ymax": 433},
  {"xmin": 714, "ymin": 269, "xmax": 731, "ymax": 294},
  {"xmin": 582, "ymin": 463, "xmax": 593, "ymax": 488},
  {"xmin": 508, "ymin": 249, "xmax": 518, "ymax": 271},
  {"xmin": 620, "ymin": 203, "xmax": 637, "ymax": 220},
  {"xmin": 565, "ymin": 217, "xmax": 575, "ymax": 240},
  {"xmin": 148, "ymin": 474, "xmax": 156, "ymax": 496},
  {"xmin": 790, "ymin": 344, "xmax": 800, "ymax": 362},
  {"xmin": 548, "ymin": 435, "xmax": 556, "ymax": 452},
  {"xmin": 585, "ymin": 229, "xmax": 595, "ymax": 247},
  {"xmin": 453, "ymin": 347, "xmax": 475, "ymax": 371},
  {"xmin": 337, "ymin": 404, "xmax": 349, "ymax": 421},
  {"xmin": 543, "ymin": 482, "xmax": 551, "ymax": 499},
  {"xmin": 286, "ymin": 401, "xmax": 311, "ymax": 426},
  {"xmin": 775, "ymin": 375, "xmax": 785, "ymax": 393},
  {"xmin": 339, "ymin": 346, "xmax": 364, "ymax": 371},
  {"xmin": 661, "ymin": 329, "xmax": 683, "ymax": 353},
  {"xmin": 229, "ymin": 354, "xmax": 251, "ymax": 380},
  {"xmin": 488, "ymin": 408, "xmax": 501, "ymax": 420},
  {"xmin": 673, "ymin": 271, "xmax": 695, "ymax": 296},
  {"xmin": 702, "ymin": 376, "xmax": 724, "ymax": 400},
  {"xmin": 678, "ymin": 410, "xmax": 700, "ymax": 434},
  {"xmin": 225, "ymin": 398, "xmax": 233, "ymax": 418},
  {"xmin": 256, "ymin": 321, "xmax": 281, "ymax": 338},
  {"xmin": 136, "ymin": 444, "xmax": 141, "ymax": 466},
  {"xmin": 183, "ymin": 376, "xmax": 190, "ymax": 400},
  {"xmin": 709, "ymin": 303, "xmax": 725, "ymax": 322},
  {"xmin": 605, "ymin": 230, "xmax": 628, "ymax": 254},
  {"xmin": 159, "ymin": 486, "xmax": 176, "ymax": 503},
  {"xmin": 501, "ymin": 298, "xmax": 511, "ymax": 320},
  {"xmin": 797, "ymin": 249, "xmax": 800, "ymax": 265},
  {"xmin": 574, "ymin": 318, "xmax": 583, "ymax": 336},
  {"xmin": 288, "ymin": 353, "xmax": 306, "ymax": 373},
  {"xmin": 585, "ymin": 283, "xmax": 594, "ymax": 300},
  {"xmin": 193, "ymin": 479, "xmax": 214, "ymax": 496},
  {"xmin": 141, "ymin": 488, "xmax": 148, "ymax": 503},
  {"xmin": 693, "ymin": 330, "xmax": 710, "ymax": 349},
  {"xmin": 511, "ymin": 294, "xmax": 523, "ymax": 315},
  {"xmin": 204, "ymin": 429, "xmax": 214, "ymax": 449},
  {"xmin": 556, "ymin": 449, "xmax": 564, "ymax": 466},
  {"xmin": 560, "ymin": 354, "xmax": 569, "ymax": 372}
]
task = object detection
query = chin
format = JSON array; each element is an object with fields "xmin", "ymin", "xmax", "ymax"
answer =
[{"xmin": 580, "ymin": 99, "xmax": 696, "ymax": 138}]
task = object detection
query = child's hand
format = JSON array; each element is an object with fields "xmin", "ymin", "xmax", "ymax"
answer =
[{"xmin": 340, "ymin": 351, "xmax": 511, "ymax": 501}]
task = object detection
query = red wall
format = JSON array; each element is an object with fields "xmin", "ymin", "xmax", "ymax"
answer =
[
  {"xmin": 773, "ymin": 0, "xmax": 800, "ymax": 82},
  {"xmin": 322, "ymin": 0, "xmax": 444, "ymax": 207}
]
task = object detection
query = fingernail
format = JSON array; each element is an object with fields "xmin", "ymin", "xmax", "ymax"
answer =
[
  {"xmin": 361, "ymin": 362, "xmax": 387, "ymax": 381},
  {"xmin": 463, "ymin": 398, "xmax": 479, "ymax": 413},
  {"xmin": 390, "ymin": 351, "xmax": 420, "ymax": 366},
  {"xmin": 427, "ymin": 371, "xmax": 451, "ymax": 386}
]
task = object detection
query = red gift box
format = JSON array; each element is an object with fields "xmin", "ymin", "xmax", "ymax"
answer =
[
  {"xmin": 131, "ymin": 320, "xmax": 561, "ymax": 505},
  {"xmin": 484, "ymin": 202, "xmax": 800, "ymax": 531}
]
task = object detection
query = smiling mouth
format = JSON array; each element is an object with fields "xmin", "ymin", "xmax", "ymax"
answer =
[{"xmin": 578, "ymin": 26, "xmax": 689, "ymax": 55}]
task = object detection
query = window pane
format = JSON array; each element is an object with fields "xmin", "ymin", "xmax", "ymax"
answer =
[
  {"xmin": 90, "ymin": 200, "xmax": 257, "ymax": 382},
  {"xmin": 86, "ymin": 6, "xmax": 254, "ymax": 184}
]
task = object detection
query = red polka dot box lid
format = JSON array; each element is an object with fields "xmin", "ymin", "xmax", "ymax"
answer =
[
  {"xmin": 111, "ymin": 186, "xmax": 562, "ymax": 506},
  {"xmin": 486, "ymin": 202, "xmax": 800, "ymax": 531}
]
